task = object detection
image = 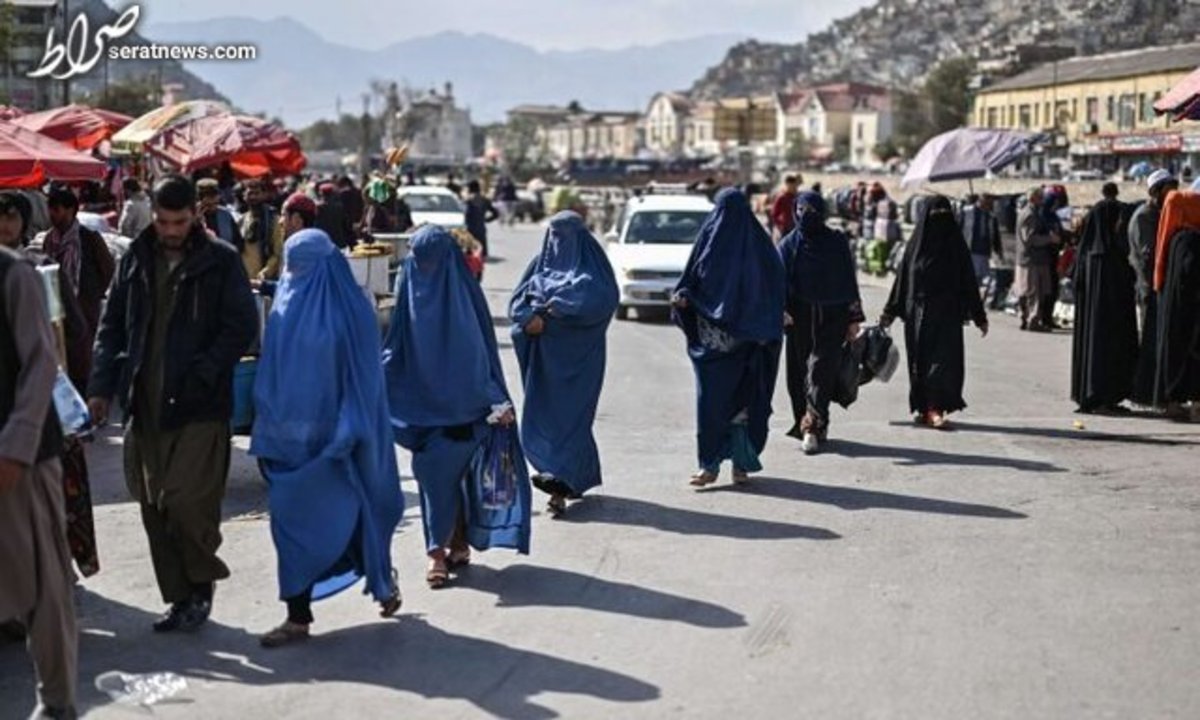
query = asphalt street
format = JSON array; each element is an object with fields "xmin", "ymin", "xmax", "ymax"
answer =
[{"xmin": 2, "ymin": 223, "xmax": 1198, "ymax": 720}]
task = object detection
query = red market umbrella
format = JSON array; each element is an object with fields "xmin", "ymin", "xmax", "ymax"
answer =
[
  {"xmin": 1155, "ymin": 66, "xmax": 1200, "ymax": 120},
  {"xmin": 145, "ymin": 114, "xmax": 306, "ymax": 177},
  {"xmin": 0, "ymin": 120, "xmax": 107, "ymax": 188},
  {"xmin": 13, "ymin": 104, "xmax": 134, "ymax": 150}
]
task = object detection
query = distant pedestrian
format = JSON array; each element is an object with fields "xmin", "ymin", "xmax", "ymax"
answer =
[
  {"xmin": 252, "ymin": 229, "xmax": 402, "ymax": 648},
  {"xmin": 1015, "ymin": 187, "xmax": 1058, "ymax": 331},
  {"xmin": 882, "ymin": 196, "xmax": 988, "ymax": 429},
  {"xmin": 958, "ymin": 193, "xmax": 1004, "ymax": 296},
  {"xmin": 1128, "ymin": 170, "xmax": 1178, "ymax": 407},
  {"xmin": 769, "ymin": 175, "xmax": 800, "ymax": 239},
  {"xmin": 1070, "ymin": 196, "xmax": 1138, "ymax": 414},
  {"xmin": 197, "ymin": 178, "xmax": 243, "ymax": 247},
  {"xmin": 118, "ymin": 178, "xmax": 152, "ymax": 239},
  {"xmin": 778, "ymin": 191, "xmax": 864, "ymax": 454},
  {"xmin": 494, "ymin": 175, "xmax": 519, "ymax": 226},
  {"xmin": 509, "ymin": 212, "xmax": 619, "ymax": 516},
  {"xmin": 88, "ymin": 175, "xmax": 257, "ymax": 633},
  {"xmin": 464, "ymin": 180, "xmax": 500, "ymax": 258},
  {"xmin": 337, "ymin": 175, "xmax": 365, "ymax": 235},
  {"xmin": 673, "ymin": 189, "xmax": 785, "ymax": 487},
  {"xmin": 238, "ymin": 178, "xmax": 281, "ymax": 281},
  {"xmin": 315, "ymin": 182, "xmax": 354, "ymax": 249},
  {"xmin": 1152, "ymin": 190, "xmax": 1200, "ymax": 417},
  {"xmin": 383, "ymin": 226, "xmax": 530, "ymax": 589}
]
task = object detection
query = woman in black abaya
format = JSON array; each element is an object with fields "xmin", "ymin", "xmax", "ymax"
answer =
[
  {"xmin": 1070, "ymin": 197, "xmax": 1139, "ymax": 414},
  {"xmin": 881, "ymin": 195, "xmax": 988, "ymax": 428}
]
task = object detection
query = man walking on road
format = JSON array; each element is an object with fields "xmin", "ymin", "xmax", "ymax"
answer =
[
  {"xmin": 959, "ymin": 194, "xmax": 1004, "ymax": 299},
  {"xmin": 88, "ymin": 175, "xmax": 257, "ymax": 634},
  {"xmin": 0, "ymin": 205, "xmax": 77, "ymax": 719},
  {"xmin": 1016, "ymin": 187, "xmax": 1058, "ymax": 331},
  {"xmin": 464, "ymin": 180, "xmax": 500, "ymax": 259},
  {"xmin": 769, "ymin": 175, "xmax": 800, "ymax": 240}
]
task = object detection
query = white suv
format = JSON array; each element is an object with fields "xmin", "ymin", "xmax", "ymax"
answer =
[{"xmin": 604, "ymin": 193, "xmax": 714, "ymax": 320}]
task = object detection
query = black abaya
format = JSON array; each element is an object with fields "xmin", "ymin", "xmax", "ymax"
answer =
[
  {"xmin": 883, "ymin": 196, "xmax": 986, "ymax": 415},
  {"xmin": 1157, "ymin": 230, "xmax": 1200, "ymax": 404},
  {"xmin": 1070, "ymin": 200, "xmax": 1139, "ymax": 412}
]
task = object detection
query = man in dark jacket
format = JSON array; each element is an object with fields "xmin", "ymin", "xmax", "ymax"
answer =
[
  {"xmin": 88, "ymin": 175, "xmax": 257, "ymax": 634},
  {"xmin": 464, "ymin": 180, "xmax": 499, "ymax": 258},
  {"xmin": 337, "ymin": 175, "xmax": 364, "ymax": 235}
]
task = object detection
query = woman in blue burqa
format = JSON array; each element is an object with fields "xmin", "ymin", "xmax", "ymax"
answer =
[
  {"xmin": 250, "ymin": 229, "xmax": 403, "ymax": 649},
  {"xmin": 672, "ymin": 188, "xmax": 786, "ymax": 487},
  {"xmin": 778, "ymin": 191, "xmax": 865, "ymax": 455},
  {"xmin": 384, "ymin": 225, "xmax": 530, "ymax": 589},
  {"xmin": 510, "ymin": 211, "xmax": 619, "ymax": 516}
]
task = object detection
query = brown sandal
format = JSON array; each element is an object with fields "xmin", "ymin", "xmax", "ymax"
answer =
[
  {"xmin": 689, "ymin": 470, "xmax": 718, "ymax": 487},
  {"xmin": 426, "ymin": 558, "xmax": 449, "ymax": 589},
  {"xmin": 446, "ymin": 548, "xmax": 471, "ymax": 569}
]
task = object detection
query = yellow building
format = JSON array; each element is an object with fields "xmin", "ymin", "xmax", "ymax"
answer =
[{"xmin": 973, "ymin": 43, "xmax": 1200, "ymax": 171}]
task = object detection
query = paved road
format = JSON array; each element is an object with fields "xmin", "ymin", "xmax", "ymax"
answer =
[{"xmin": 3, "ymin": 223, "xmax": 1198, "ymax": 720}]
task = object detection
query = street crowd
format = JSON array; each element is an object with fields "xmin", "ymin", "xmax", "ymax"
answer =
[{"xmin": 1, "ymin": 163, "xmax": 1198, "ymax": 719}]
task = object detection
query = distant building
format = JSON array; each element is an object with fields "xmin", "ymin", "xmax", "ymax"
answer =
[
  {"xmin": 1, "ymin": 0, "xmax": 59, "ymax": 110},
  {"xmin": 781, "ymin": 83, "xmax": 891, "ymax": 163},
  {"xmin": 972, "ymin": 43, "xmax": 1200, "ymax": 173},
  {"xmin": 395, "ymin": 82, "xmax": 472, "ymax": 162},
  {"xmin": 644, "ymin": 92, "xmax": 693, "ymax": 157},
  {"xmin": 850, "ymin": 96, "xmax": 894, "ymax": 169}
]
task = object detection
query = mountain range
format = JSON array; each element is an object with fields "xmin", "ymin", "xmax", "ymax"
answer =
[{"xmin": 142, "ymin": 17, "xmax": 744, "ymax": 128}]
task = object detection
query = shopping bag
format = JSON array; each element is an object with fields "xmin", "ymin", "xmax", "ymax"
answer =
[{"xmin": 465, "ymin": 425, "xmax": 532, "ymax": 554}]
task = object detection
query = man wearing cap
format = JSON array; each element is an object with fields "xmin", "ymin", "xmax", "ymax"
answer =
[
  {"xmin": 253, "ymin": 193, "xmax": 317, "ymax": 299},
  {"xmin": 238, "ymin": 179, "xmax": 282, "ymax": 281},
  {"xmin": 197, "ymin": 179, "xmax": 243, "ymax": 249},
  {"xmin": 1128, "ymin": 169, "xmax": 1178, "ymax": 407}
]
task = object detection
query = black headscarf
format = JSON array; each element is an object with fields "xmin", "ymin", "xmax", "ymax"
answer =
[
  {"xmin": 910, "ymin": 196, "xmax": 969, "ymax": 294},
  {"xmin": 885, "ymin": 195, "xmax": 982, "ymax": 323},
  {"xmin": 778, "ymin": 191, "xmax": 860, "ymax": 306}
]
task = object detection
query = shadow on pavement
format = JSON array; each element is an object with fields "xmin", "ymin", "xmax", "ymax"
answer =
[
  {"xmin": 941, "ymin": 420, "xmax": 1200, "ymax": 447},
  {"xmin": 0, "ymin": 589, "xmax": 659, "ymax": 720},
  {"xmin": 704, "ymin": 477, "xmax": 1027, "ymax": 520},
  {"xmin": 560, "ymin": 495, "xmax": 840, "ymax": 541},
  {"xmin": 456, "ymin": 564, "xmax": 746, "ymax": 629},
  {"xmin": 828, "ymin": 438, "xmax": 1066, "ymax": 473}
]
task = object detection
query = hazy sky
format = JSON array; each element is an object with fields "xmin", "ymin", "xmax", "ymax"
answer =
[{"xmin": 133, "ymin": 0, "xmax": 876, "ymax": 51}]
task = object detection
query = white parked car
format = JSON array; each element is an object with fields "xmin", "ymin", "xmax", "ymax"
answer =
[
  {"xmin": 397, "ymin": 186, "xmax": 464, "ymax": 230},
  {"xmin": 604, "ymin": 193, "xmax": 714, "ymax": 320}
]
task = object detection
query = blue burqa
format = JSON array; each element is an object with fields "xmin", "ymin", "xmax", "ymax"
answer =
[
  {"xmin": 250, "ymin": 229, "xmax": 403, "ymax": 603},
  {"xmin": 509, "ymin": 211, "xmax": 619, "ymax": 496},
  {"xmin": 383, "ymin": 225, "xmax": 530, "ymax": 553},
  {"xmin": 673, "ymin": 188, "xmax": 786, "ymax": 471}
]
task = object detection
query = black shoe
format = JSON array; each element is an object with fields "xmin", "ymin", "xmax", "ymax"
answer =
[
  {"xmin": 29, "ymin": 705, "xmax": 77, "ymax": 720},
  {"xmin": 178, "ymin": 597, "xmax": 212, "ymax": 632},
  {"xmin": 152, "ymin": 602, "xmax": 192, "ymax": 633}
]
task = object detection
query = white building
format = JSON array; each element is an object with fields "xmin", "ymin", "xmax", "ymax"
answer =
[
  {"xmin": 395, "ymin": 83, "xmax": 473, "ymax": 162},
  {"xmin": 644, "ymin": 92, "xmax": 693, "ymax": 157},
  {"xmin": 850, "ymin": 97, "xmax": 894, "ymax": 169}
]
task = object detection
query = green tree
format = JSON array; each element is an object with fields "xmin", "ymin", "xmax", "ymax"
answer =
[
  {"xmin": 298, "ymin": 114, "xmax": 380, "ymax": 152},
  {"xmin": 501, "ymin": 117, "xmax": 542, "ymax": 176},
  {"xmin": 785, "ymin": 130, "xmax": 811, "ymax": 165},
  {"xmin": 925, "ymin": 57, "xmax": 976, "ymax": 136},
  {"xmin": 873, "ymin": 139, "xmax": 900, "ymax": 163}
]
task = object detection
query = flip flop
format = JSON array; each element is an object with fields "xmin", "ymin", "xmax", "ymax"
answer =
[{"xmin": 689, "ymin": 470, "xmax": 718, "ymax": 488}]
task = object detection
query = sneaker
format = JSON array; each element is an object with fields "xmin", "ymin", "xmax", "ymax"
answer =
[
  {"xmin": 152, "ymin": 602, "xmax": 191, "ymax": 633},
  {"xmin": 801, "ymin": 432, "xmax": 820, "ymax": 455}
]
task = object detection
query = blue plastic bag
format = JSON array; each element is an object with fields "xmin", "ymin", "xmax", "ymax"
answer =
[{"xmin": 465, "ymin": 425, "xmax": 532, "ymax": 554}]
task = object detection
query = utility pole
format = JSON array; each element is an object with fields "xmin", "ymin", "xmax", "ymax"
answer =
[{"xmin": 359, "ymin": 93, "xmax": 371, "ymax": 181}]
